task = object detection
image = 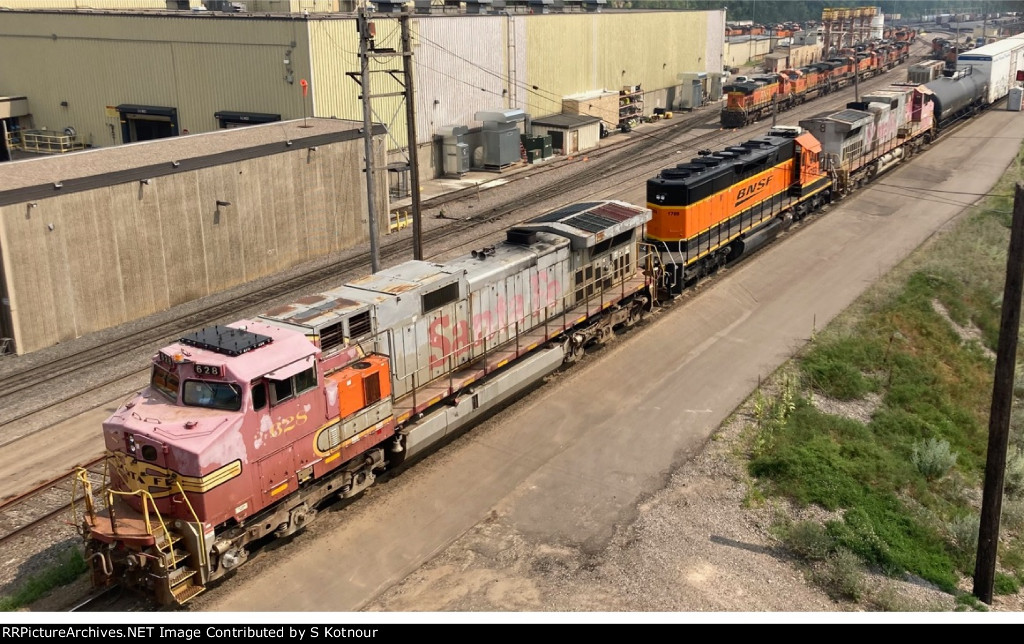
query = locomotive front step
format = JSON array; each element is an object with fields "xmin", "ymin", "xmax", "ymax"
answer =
[{"xmin": 169, "ymin": 577, "xmax": 205, "ymax": 605}]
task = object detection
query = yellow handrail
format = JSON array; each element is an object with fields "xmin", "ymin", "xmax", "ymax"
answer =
[
  {"xmin": 70, "ymin": 468, "xmax": 96, "ymax": 529},
  {"xmin": 78, "ymin": 456, "xmax": 207, "ymax": 575},
  {"xmin": 173, "ymin": 479, "xmax": 208, "ymax": 570}
]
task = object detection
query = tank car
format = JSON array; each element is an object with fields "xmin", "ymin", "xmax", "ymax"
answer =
[
  {"xmin": 75, "ymin": 200, "xmax": 656, "ymax": 606},
  {"xmin": 923, "ymin": 66, "xmax": 990, "ymax": 127}
]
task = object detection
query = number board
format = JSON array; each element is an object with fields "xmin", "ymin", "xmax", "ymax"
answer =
[{"xmin": 194, "ymin": 364, "xmax": 222, "ymax": 377}]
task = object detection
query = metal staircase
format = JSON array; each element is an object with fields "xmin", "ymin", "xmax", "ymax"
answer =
[{"xmin": 155, "ymin": 529, "xmax": 204, "ymax": 605}]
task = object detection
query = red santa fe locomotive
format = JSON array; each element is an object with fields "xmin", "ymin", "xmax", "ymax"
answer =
[{"xmin": 76, "ymin": 200, "xmax": 656, "ymax": 606}]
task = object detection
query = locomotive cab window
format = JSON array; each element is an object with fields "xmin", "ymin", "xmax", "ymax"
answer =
[
  {"xmin": 251, "ymin": 380, "xmax": 267, "ymax": 411},
  {"xmin": 183, "ymin": 380, "xmax": 242, "ymax": 411},
  {"xmin": 271, "ymin": 378, "xmax": 293, "ymax": 405},
  {"xmin": 151, "ymin": 365, "xmax": 180, "ymax": 402},
  {"xmin": 269, "ymin": 366, "xmax": 318, "ymax": 406}
]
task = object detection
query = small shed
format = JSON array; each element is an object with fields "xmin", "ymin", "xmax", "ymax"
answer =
[
  {"xmin": 529, "ymin": 113, "xmax": 602, "ymax": 155},
  {"xmin": 764, "ymin": 52, "xmax": 790, "ymax": 73}
]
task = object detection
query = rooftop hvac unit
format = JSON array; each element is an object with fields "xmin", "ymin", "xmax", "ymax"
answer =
[
  {"xmin": 205, "ymin": 0, "xmax": 246, "ymax": 10},
  {"xmin": 465, "ymin": 0, "xmax": 494, "ymax": 14}
]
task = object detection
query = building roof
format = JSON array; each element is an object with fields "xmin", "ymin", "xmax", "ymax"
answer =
[
  {"xmin": 0, "ymin": 118, "xmax": 382, "ymax": 206},
  {"xmin": 530, "ymin": 113, "xmax": 601, "ymax": 128}
]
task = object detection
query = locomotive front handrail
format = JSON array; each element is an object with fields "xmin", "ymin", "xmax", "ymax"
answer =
[
  {"xmin": 101, "ymin": 486, "xmax": 180, "ymax": 569},
  {"xmin": 70, "ymin": 468, "xmax": 96, "ymax": 528},
  {"xmin": 173, "ymin": 479, "xmax": 208, "ymax": 570}
]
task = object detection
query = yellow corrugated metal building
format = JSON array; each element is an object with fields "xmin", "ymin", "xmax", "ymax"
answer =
[{"xmin": 0, "ymin": 7, "xmax": 724, "ymax": 159}]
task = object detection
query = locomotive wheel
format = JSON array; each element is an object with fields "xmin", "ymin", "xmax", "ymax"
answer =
[{"xmin": 563, "ymin": 338, "xmax": 584, "ymax": 363}]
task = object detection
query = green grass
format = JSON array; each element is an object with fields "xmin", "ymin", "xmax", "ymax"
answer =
[
  {"xmin": 744, "ymin": 145, "xmax": 1024, "ymax": 605},
  {"xmin": 0, "ymin": 547, "xmax": 87, "ymax": 611}
]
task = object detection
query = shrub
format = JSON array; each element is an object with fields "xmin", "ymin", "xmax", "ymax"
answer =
[
  {"xmin": 813, "ymin": 547, "xmax": 865, "ymax": 601},
  {"xmin": 955, "ymin": 592, "xmax": 989, "ymax": 611},
  {"xmin": 867, "ymin": 584, "xmax": 912, "ymax": 612},
  {"xmin": 783, "ymin": 520, "xmax": 834, "ymax": 561},
  {"xmin": 946, "ymin": 513, "xmax": 979, "ymax": 557},
  {"xmin": 1004, "ymin": 448, "xmax": 1024, "ymax": 498},
  {"xmin": 994, "ymin": 572, "xmax": 1020, "ymax": 595},
  {"xmin": 1001, "ymin": 496, "xmax": 1024, "ymax": 532},
  {"xmin": 911, "ymin": 437, "xmax": 958, "ymax": 480}
]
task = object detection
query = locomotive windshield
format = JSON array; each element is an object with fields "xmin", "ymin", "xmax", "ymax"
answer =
[
  {"xmin": 182, "ymin": 380, "xmax": 242, "ymax": 411},
  {"xmin": 151, "ymin": 365, "xmax": 179, "ymax": 402}
]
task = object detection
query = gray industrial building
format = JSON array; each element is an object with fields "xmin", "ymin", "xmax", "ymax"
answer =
[{"xmin": 0, "ymin": 118, "xmax": 387, "ymax": 354}]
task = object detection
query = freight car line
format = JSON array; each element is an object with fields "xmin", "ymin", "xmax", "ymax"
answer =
[{"xmin": 431, "ymin": 63, "xmax": 928, "ymax": 238}]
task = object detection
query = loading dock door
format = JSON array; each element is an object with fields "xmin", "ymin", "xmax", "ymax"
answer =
[
  {"xmin": 214, "ymin": 111, "xmax": 281, "ymax": 129},
  {"xmin": 117, "ymin": 104, "xmax": 178, "ymax": 143}
]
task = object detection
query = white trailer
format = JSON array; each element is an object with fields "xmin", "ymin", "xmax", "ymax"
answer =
[{"xmin": 956, "ymin": 32, "xmax": 1024, "ymax": 105}]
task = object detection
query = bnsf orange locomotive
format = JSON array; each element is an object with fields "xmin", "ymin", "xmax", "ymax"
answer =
[{"xmin": 651, "ymin": 80, "xmax": 936, "ymax": 294}]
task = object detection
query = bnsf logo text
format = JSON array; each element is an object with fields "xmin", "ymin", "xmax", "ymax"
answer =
[{"xmin": 735, "ymin": 176, "xmax": 773, "ymax": 206}]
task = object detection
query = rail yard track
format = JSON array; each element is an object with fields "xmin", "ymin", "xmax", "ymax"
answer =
[{"xmin": 0, "ymin": 457, "xmax": 104, "ymax": 543}]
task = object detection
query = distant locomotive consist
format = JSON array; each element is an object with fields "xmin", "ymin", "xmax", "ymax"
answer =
[
  {"xmin": 76, "ymin": 32, "xmax": 1016, "ymax": 609},
  {"xmin": 720, "ymin": 33, "xmax": 916, "ymax": 128},
  {"xmin": 649, "ymin": 47, "xmax": 1012, "ymax": 294}
]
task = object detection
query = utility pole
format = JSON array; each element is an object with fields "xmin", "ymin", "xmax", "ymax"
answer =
[
  {"xmin": 974, "ymin": 182, "xmax": 1024, "ymax": 604},
  {"xmin": 401, "ymin": 12, "xmax": 424, "ymax": 261},
  {"xmin": 854, "ymin": 55, "xmax": 859, "ymax": 102},
  {"xmin": 356, "ymin": 6, "xmax": 381, "ymax": 273}
]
